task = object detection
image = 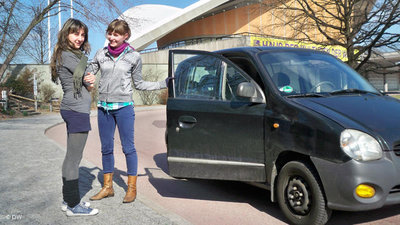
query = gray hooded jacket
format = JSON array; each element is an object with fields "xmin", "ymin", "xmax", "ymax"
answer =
[{"xmin": 87, "ymin": 46, "xmax": 166, "ymax": 103}]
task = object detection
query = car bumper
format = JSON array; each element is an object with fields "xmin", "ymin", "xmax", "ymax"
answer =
[{"xmin": 311, "ymin": 152, "xmax": 400, "ymax": 211}]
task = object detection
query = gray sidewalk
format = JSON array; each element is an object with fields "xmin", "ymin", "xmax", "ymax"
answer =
[{"xmin": 0, "ymin": 112, "xmax": 177, "ymax": 225}]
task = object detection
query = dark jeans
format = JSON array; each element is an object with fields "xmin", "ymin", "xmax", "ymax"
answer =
[{"xmin": 98, "ymin": 105, "xmax": 138, "ymax": 175}]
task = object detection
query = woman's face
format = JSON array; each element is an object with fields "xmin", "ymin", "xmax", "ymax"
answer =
[
  {"xmin": 107, "ymin": 31, "xmax": 129, "ymax": 48},
  {"xmin": 68, "ymin": 28, "xmax": 85, "ymax": 50}
]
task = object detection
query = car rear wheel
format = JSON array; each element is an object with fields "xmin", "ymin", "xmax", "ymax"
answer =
[{"xmin": 276, "ymin": 161, "xmax": 331, "ymax": 225}]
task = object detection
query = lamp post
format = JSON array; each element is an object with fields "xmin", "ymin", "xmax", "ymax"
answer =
[
  {"xmin": 1, "ymin": 90, "xmax": 7, "ymax": 111},
  {"xmin": 48, "ymin": 0, "xmax": 51, "ymax": 63},
  {"xmin": 71, "ymin": 0, "xmax": 73, "ymax": 18},
  {"xmin": 33, "ymin": 73, "xmax": 38, "ymax": 112},
  {"xmin": 58, "ymin": 0, "xmax": 62, "ymax": 31}
]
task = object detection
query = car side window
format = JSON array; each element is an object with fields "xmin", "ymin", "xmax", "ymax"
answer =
[
  {"xmin": 173, "ymin": 52, "xmax": 261, "ymax": 102},
  {"xmin": 223, "ymin": 64, "xmax": 249, "ymax": 101},
  {"xmin": 174, "ymin": 54, "xmax": 221, "ymax": 100}
]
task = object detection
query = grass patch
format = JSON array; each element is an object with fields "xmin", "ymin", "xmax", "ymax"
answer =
[{"xmin": 389, "ymin": 94, "xmax": 400, "ymax": 99}]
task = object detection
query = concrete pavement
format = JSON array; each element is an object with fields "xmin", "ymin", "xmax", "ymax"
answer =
[{"xmin": 0, "ymin": 107, "xmax": 183, "ymax": 225}]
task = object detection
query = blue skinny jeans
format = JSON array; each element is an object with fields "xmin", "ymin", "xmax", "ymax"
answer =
[{"xmin": 98, "ymin": 105, "xmax": 138, "ymax": 176}]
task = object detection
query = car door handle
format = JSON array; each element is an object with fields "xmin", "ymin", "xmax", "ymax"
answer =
[{"xmin": 178, "ymin": 115, "xmax": 197, "ymax": 129}]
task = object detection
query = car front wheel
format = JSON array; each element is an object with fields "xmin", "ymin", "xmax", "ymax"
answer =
[{"xmin": 276, "ymin": 161, "xmax": 331, "ymax": 225}]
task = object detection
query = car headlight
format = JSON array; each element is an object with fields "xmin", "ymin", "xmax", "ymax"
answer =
[{"xmin": 340, "ymin": 129, "xmax": 382, "ymax": 161}]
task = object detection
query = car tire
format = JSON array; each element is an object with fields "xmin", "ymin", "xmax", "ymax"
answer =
[{"xmin": 276, "ymin": 161, "xmax": 331, "ymax": 225}]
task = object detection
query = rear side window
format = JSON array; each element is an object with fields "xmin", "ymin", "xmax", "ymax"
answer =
[{"xmin": 174, "ymin": 55, "xmax": 222, "ymax": 100}]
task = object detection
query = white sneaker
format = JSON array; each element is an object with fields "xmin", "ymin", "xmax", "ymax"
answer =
[
  {"xmin": 66, "ymin": 204, "xmax": 99, "ymax": 217},
  {"xmin": 61, "ymin": 201, "xmax": 90, "ymax": 212}
]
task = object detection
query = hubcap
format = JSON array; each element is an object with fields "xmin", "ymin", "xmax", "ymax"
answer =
[{"xmin": 286, "ymin": 176, "xmax": 310, "ymax": 215}]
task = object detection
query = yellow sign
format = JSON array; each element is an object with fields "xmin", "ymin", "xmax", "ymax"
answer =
[{"xmin": 251, "ymin": 37, "xmax": 348, "ymax": 61}]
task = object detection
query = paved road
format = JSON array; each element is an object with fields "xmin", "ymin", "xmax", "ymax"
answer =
[{"xmin": 3, "ymin": 106, "xmax": 400, "ymax": 224}]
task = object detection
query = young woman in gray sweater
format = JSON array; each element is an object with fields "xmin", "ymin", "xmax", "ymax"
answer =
[{"xmin": 50, "ymin": 18, "xmax": 98, "ymax": 216}]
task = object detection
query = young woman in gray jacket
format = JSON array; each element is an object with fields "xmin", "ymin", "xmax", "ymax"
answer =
[
  {"xmin": 50, "ymin": 18, "xmax": 98, "ymax": 216},
  {"xmin": 85, "ymin": 19, "xmax": 167, "ymax": 203}
]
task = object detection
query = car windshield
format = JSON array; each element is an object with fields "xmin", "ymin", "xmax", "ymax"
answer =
[{"xmin": 258, "ymin": 50, "xmax": 380, "ymax": 97}]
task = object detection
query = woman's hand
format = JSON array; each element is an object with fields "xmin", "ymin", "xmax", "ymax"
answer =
[
  {"xmin": 165, "ymin": 77, "xmax": 174, "ymax": 86},
  {"xmin": 84, "ymin": 72, "xmax": 96, "ymax": 91},
  {"xmin": 84, "ymin": 72, "xmax": 96, "ymax": 86}
]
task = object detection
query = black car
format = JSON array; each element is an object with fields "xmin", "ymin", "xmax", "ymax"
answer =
[{"xmin": 165, "ymin": 47, "xmax": 400, "ymax": 225}]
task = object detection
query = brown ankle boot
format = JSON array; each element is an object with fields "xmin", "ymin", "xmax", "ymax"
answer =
[
  {"xmin": 123, "ymin": 175, "xmax": 137, "ymax": 203},
  {"xmin": 90, "ymin": 173, "xmax": 114, "ymax": 201}
]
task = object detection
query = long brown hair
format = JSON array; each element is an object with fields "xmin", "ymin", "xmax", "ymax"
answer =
[{"xmin": 50, "ymin": 18, "xmax": 90, "ymax": 83}]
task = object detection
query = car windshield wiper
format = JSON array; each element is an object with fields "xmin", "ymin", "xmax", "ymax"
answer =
[
  {"xmin": 330, "ymin": 89, "xmax": 381, "ymax": 96},
  {"xmin": 287, "ymin": 93, "xmax": 326, "ymax": 98}
]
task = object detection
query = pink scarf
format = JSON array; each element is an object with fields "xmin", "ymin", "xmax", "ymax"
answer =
[{"xmin": 108, "ymin": 42, "xmax": 130, "ymax": 57}]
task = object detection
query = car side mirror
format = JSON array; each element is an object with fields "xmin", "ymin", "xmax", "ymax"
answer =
[
  {"xmin": 236, "ymin": 82, "xmax": 266, "ymax": 103},
  {"xmin": 237, "ymin": 82, "xmax": 256, "ymax": 98}
]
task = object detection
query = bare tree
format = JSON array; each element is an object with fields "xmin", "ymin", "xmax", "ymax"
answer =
[
  {"xmin": 260, "ymin": 0, "xmax": 400, "ymax": 72},
  {"xmin": 0, "ymin": 0, "xmax": 18, "ymax": 59},
  {"xmin": 134, "ymin": 69, "xmax": 163, "ymax": 105},
  {"xmin": 22, "ymin": 18, "xmax": 50, "ymax": 64},
  {"xmin": 0, "ymin": 0, "xmax": 58, "ymax": 84},
  {"xmin": 0, "ymin": 0, "xmax": 126, "ymax": 84}
]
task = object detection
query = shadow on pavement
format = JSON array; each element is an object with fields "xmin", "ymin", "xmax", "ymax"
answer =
[
  {"xmin": 153, "ymin": 151, "xmax": 169, "ymax": 174},
  {"xmin": 152, "ymin": 120, "xmax": 166, "ymax": 129},
  {"xmin": 78, "ymin": 166, "xmax": 101, "ymax": 198}
]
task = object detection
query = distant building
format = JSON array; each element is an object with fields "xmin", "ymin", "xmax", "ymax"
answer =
[{"xmin": 365, "ymin": 52, "xmax": 400, "ymax": 92}]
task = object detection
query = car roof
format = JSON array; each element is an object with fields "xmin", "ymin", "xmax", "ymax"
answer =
[{"xmin": 215, "ymin": 46, "xmax": 330, "ymax": 56}]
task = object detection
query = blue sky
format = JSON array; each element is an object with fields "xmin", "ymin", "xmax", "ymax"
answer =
[{"xmin": 84, "ymin": 0, "xmax": 200, "ymax": 59}]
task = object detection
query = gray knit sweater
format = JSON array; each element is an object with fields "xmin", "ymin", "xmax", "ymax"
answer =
[{"xmin": 58, "ymin": 51, "xmax": 91, "ymax": 114}]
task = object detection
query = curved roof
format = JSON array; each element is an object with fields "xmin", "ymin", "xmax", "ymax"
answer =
[
  {"xmin": 118, "ymin": 0, "xmax": 230, "ymax": 51},
  {"xmin": 120, "ymin": 4, "xmax": 182, "ymax": 43}
]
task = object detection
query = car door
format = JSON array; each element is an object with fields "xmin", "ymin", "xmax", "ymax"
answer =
[{"xmin": 166, "ymin": 49, "xmax": 267, "ymax": 182}]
